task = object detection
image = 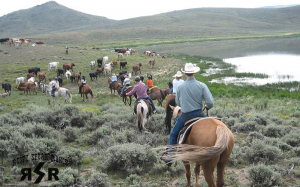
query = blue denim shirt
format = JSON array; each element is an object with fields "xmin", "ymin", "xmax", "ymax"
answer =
[{"xmin": 175, "ymin": 77, "xmax": 213, "ymax": 113}]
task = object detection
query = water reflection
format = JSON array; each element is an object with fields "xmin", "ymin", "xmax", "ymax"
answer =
[{"xmin": 210, "ymin": 54, "xmax": 300, "ymax": 85}]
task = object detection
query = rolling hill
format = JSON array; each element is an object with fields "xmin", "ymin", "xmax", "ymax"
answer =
[{"xmin": 0, "ymin": 1, "xmax": 300, "ymax": 42}]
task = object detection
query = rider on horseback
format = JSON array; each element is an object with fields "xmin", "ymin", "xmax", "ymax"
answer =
[
  {"xmin": 79, "ymin": 76, "xmax": 86, "ymax": 94},
  {"xmin": 51, "ymin": 77, "xmax": 59, "ymax": 97},
  {"xmin": 126, "ymin": 76, "xmax": 157, "ymax": 114},
  {"xmin": 109, "ymin": 73, "xmax": 118, "ymax": 89},
  {"xmin": 161, "ymin": 63, "xmax": 214, "ymax": 166},
  {"xmin": 146, "ymin": 74, "xmax": 153, "ymax": 94},
  {"xmin": 172, "ymin": 71, "xmax": 185, "ymax": 94},
  {"xmin": 121, "ymin": 75, "xmax": 130, "ymax": 96}
]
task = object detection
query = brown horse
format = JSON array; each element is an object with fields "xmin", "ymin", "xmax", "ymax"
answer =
[
  {"xmin": 148, "ymin": 87, "xmax": 166, "ymax": 106},
  {"xmin": 78, "ymin": 82, "xmax": 94, "ymax": 101},
  {"xmin": 108, "ymin": 77, "xmax": 122, "ymax": 94},
  {"xmin": 117, "ymin": 86, "xmax": 134, "ymax": 106},
  {"xmin": 164, "ymin": 94, "xmax": 176, "ymax": 133},
  {"xmin": 165, "ymin": 106, "xmax": 235, "ymax": 187}
]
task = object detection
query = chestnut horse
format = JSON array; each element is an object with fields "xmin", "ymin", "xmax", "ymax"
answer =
[
  {"xmin": 78, "ymin": 82, "xmax": 94, "ymax": 101},
  {"xmin": 108, "ymin": 77, "xmax": 122, "ymax": 94},
  {"xmin": 165, "ymin": 105, "xmax": 234, "ymax": 187},
  {"xmin": 117, "ymin": 86, "xmax": 134, "ymax": 106},
  {"xmin": 148, "ymin": 87, "xmax": 166, "ymax": 106},
  {"xmin": 164, "ymin": 94, "xmax": 176, "ymax": 133}
]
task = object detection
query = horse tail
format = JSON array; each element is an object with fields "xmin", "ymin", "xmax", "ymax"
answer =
[
  {"xmin": 160, "ymin": 89, "xmax": 165, "ymax": 101},
  {"xmin": 165, "ymin": 97, "xmax": 176, "ymax": 133},
  {"xmin": 136, "ymin": 102, "xmax": 144, "ymax": 131},
  {"xmin": 169, "ymin": 123, "xmax": 232, "ymax": 163},
  {"xmin": 90, "ymin": 90, "xmax": 94, "ymax": 99},
  {"xmin": 66, "ymin": 89, "xmax": 72, "ymax": 103}
]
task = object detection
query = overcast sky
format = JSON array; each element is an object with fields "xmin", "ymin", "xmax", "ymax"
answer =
[{"xmin": 1, "ymin": 0, "xmax": 299, "ymax": 20}]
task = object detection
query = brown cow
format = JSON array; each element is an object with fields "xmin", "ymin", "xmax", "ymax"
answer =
[
  {"xmin": 63, "ymin": 63, "xmax": 75, "ymax": 72},
  {"xmin": 162, "ymin": 55, "xmax": 167, "ymax": 59},
  {"xmin": 75, "ymin": 71, "xmax": 81, "ymax": 82},
  {"xmin": 112, "ymin": 60, "xmax": 118, "ymax": 66},
  {"xmin": 132, "ymin": 63, "xmax": 142, "ymax": 75},
  {"xmin": 38, "ymin": 72, "xmax": 46, "ymax": 83},
  {"xmin": 27, "ymin": 72, "xmax": 35, "ymax": 79},
  {"xmin": 35, "ymin": 41, "xmax": 44, "ymax": 44},
  {"xmin": 96, "ymin": 68, "xmax": 103, "ymax": 77},
  {"xmin": 18, "ymin": 82, "xmax": 37, "ymax": 95},
  {"xmin": 131, "ymin": 49, "xmax": 138, "ymax": 54},
  {"xmin": 119, "ymin": 48, "xmax": 128, "ymax": 53}
]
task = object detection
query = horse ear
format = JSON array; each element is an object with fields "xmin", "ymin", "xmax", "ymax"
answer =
[{"xmin": 169, "ymin": 105, "xmax": 175, "ymax": 110}]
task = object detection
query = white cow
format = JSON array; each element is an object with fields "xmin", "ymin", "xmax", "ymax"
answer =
[
  {"xmin": 16, "ymin": 77, "xmax": 26, "ymax": 84},
  {"xmin": 90, "ymin": 61, "xmax": 96, "ymax": 69},
  {"xmin": 28, "ymin": 77, "xmax": 35, "ymax": 82},
  {"xmin": 48, "ymin": 62, "xmax": 59, "ymax": 71},
  {"xmin": 65, "ymin": 70, "xmax": 72, "ymax": 80},
  {"xmin": 103, "ymin": 56, "xmax": 108, "ymax": 63},
  {"xmin": 125, "ymin": 50, "xmax": 131, "ymax": 56}
]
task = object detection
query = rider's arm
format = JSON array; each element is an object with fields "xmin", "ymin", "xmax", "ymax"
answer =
[{"xmin": 202, "ymin": 84, "xmax": 214, "ymax": 109}]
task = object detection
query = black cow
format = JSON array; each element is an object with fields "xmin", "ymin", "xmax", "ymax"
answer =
[
  {"xmin": 120, "ymin": 62, "xmax": 127, "ymax": 70},
  {"xmin": 114, "ymin": 48, "xmax": 122, "ymax": 53},
  {"xmin": 97, "ymin": 58, "xmax": 103, "ymax": 68},
  {"xmin": 119, "ymin": 71, "xmax": 127, "ymax": 76},
  {"xmin": 2, "ymin": 83, "xmax": 11, "ymax": 92},
  {"xmin": 57, "ymin": 76, "xmax": 63, "ymax": 87},
  {"xmin": 89, "ymin": 72, "xmax": 98, "ymax": 81},
  {"xmin": 70, "ymin": 75, "xmax": 75, "ymax": 82},
  {"xmin": 0, "ymin": 38, "xmax": 9, "ymax": 44},
  {"xmin": 57, "ymin": 68, "xmax": 64, "ymax": 76},
  {"xmin": 28, "ymin": 67, "xmax": 40, "ymax": 76}
]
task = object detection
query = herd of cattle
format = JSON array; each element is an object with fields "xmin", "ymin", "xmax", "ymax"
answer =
[
  {"xmin": 1, "ymin": 47, "xmax": 167, "ymax": 100},
  {"xmin": 0, "ymin": 38, "xmax": 44, "ymax": 46}
]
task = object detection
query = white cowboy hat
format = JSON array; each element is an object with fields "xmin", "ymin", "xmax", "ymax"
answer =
[
  {"xmin": 181, "ymin": 63, "xmax": 200, "ymax": 74},
  {"xmin": 174, "ymin": 71, "xmax": 183, "ymax": 78}
]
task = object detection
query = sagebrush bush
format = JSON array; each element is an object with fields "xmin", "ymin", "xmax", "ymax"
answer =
[
  {"xmin": 57, "ymin": 147, "xmax": 84, "ymax": 166},
  {"xmin": 232, "ymin": 121, "xmax": 257, "ymax": 133},
  {"xmin": 227, "ymin": 145, "xmax": 247, "ymax": 166},
  {"xmin": 64, "ymin": 126, "xmax": 81, "ymax": 142},
  {"xmin": 248, "ymin": 163, "xmax": 282, "ymax": 187},
  {"xmin": 50, "ymin": 167, "xmax": 82, "ymax": 186},
  {"xmin": 283, "ymin": 130, "xmax": 300, "ymax": 147},
  {"xmin": 246, "ymin": 139, "xmax": 282, "ymax": 164},
  {"xmin": 263, "ymin": 124, "xmax": 291, "ymax": 138},
  {"xmin": 84, "ymin": 172, "xmax": 111, "ymax": 187},
  {"xmin": 101, "ymin": 143, "xmax": 156, "ymax": 174}
]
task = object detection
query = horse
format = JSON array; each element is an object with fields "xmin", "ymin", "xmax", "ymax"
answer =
[
  {"xmin": 108, "ymin": 77, "xmax": 122, "ymax": 94},
  {"xmin": 148, "ymin": 87, "xmax": 166, "ymax": 106},
  {"xmin": 164, "ymin": 105, "xmax": 235, "ymax": 187},
  {"xmin": 78, "ymin": 82, "xmax": 94, "ymax": 101},
  {"xmin": 51, "ymin": 87, "xmax": 72, "ymax": 106},
  {"xmin": 164, "ymin": 94, "xmax": 176, "ymax": 133},
  {"xmin": 136, "ymin": 99, "xmax": 152, "ymax": 131},
  {"xmin": 117, "ymin": 86, "xmax": 134, "ymax": 106}
]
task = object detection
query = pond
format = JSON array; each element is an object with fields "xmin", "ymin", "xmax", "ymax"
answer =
[{"xmin": 210, "ymin": 54, "xmax": 300, "ymax": 86}]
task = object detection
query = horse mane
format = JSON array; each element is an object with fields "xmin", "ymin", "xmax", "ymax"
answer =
[{"xmin": 168, "ymin": 125, "xmax": 231, "ymax": 163}]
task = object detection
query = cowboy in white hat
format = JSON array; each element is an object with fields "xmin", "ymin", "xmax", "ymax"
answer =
[
  {"xmin": 161, "ymin": 63, "xmax": 214, "ymax": 166},
  {"xmin": 172, "ymin": 71, "xmax": 185, "ymax": 94}
]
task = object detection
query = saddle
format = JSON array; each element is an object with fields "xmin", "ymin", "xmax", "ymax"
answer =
[
  {"xmin": 55, "ymin": 87, "xmax": 61, "ymax": 91},
  {"xmin": 147, "ymin": 86, "xmax": 157, "ymax": 94},
  {"xmin": 177, "ymin": 117, "xmax": 222, "ymax": 144},
  {"xmin": 134, "ymin": 99, "xmax": 153, "ymax": 116},
  {"xmin": 124, "ymin": 86, "xmax": 132, "ymax": 92}
]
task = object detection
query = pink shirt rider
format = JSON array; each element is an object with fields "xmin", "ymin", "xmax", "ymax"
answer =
[{"xmin": 126, "ymin": 81, "xmax": 148, "ymax": 99}]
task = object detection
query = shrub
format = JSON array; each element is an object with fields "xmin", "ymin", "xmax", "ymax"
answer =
[
  {"xmin": 84, "ymin": 172, "xmax": 111, "ymax": 187},
  {"xmin": 263, "ymin": 124, "xmax": 291, "ymax": 138},
  {"xmin": 50, "ymin": 167, "xmax": 82, "ymax": 186},
  {"xmin": 248, "ymin": 163, "xmax": 282, "ymax": 187},
  {"xmin": 246, "ymin": 140, "xmax": 282, "ymax": 164},
  {"xmin": 232, "ymin": 121, "xmax": 257, "ymax": 133},
  {"xmin": 283, "ymin": 130, "xmax": 300, "ymax": 147},
  {"xmin": 64, "ymin": 126, "xmax": 81, "ymax": 142},
  {"xmin": 227, "ymin": 145, "xmax": 247, "ymax": 166},
  {"xmin": 101, "ymin": 143, "xmax": 156, "ymax": 174},
  {"xmin": 57, "ymin": 147, "xmax": 84, "ymax": 166}
]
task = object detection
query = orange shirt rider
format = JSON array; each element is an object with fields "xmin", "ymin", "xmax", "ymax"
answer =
[{"xmin": 147, "ymin": 77, "xmax": 153, "ymax": 93}]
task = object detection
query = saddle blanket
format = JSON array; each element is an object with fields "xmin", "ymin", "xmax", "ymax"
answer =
[
  {"xmin": 177, "ymin": 117, "xmax": 222, "ymax": 144},
  {"xmin": 148, "ymin": 86, "xmax": 158, "ymax": 92},
  {"xmin": 56, "ymin": 87, "xmax": 61, "ymax": 91}
]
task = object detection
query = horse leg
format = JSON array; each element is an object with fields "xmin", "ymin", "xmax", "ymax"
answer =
[
  {"xmin": 194, "ymin": 163, "xmax": 201, "ymax": 187},
  {"xmin": 216, "ymin": 149, "xmax": 233, "ymax": 187},
  {"xmin": 183, "ymin": 161, "xmax": 192, "ymax": 187},
  {"xmin": 202, "ymin": 158, "xmax": 219, "ymax": 187}
]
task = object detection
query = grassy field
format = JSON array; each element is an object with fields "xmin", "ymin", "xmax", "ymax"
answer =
[{"xmin": 1, "ymin": 39, "xmax": 300, "ymax": 186}]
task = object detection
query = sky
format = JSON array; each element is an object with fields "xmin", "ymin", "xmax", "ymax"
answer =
[{"xmin": 1, "ymin": 0, "xmax": 300, "ymax": 20}]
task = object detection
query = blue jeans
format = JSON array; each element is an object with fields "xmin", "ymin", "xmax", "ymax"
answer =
[
  {"xmin": 51, "ymin": 87, "xmax": 56, "ymax": 95},
  {"xmin": 169, "ymin": 109, "xmax": 207, "ymax": 145},
  {"xmin": 135, "ymin": 97, "xmax": 156, "ymax": 111},
  {"xmin": 121, "ymin": 84, "xmax": 130, "ymax": 95},
  {"xmin": 169, "ymin": 88, "xmax": 173, "ymax": 94}
]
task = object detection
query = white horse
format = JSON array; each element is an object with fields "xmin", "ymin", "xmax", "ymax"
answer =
[
  {"xmin": 52, "ymin": 87, "xmax": 72, "ymax": 106},
  {"xmin": 65, "ymin": 70, "xmax": 72, "ymax": 81},
  {"xmin": 136, "ymin": 100, "xmax": 152, "ymax": 131},
  {"xmin": 16, "ymin": 77, "xmax": 26, "ymax": 84},
  {"xmin": 90, "ymin": 61, "xmax": 96, "ymax": 69},
  {"xmin": 48, "ymin": 62, "xmax": 59, "ymax": 71}
]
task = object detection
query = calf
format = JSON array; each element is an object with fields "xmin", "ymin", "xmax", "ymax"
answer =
[
  {"xmin": 132, "ymin": 63, "xmax": 142, "ymax": 75},
  {"xmin": 28, "ymin": 67, "xmax": 40, "ymax": 76},
  {"xmin": 27, "ymin": 72, "xmax": 35, "ymax": 79},
  {"xmin": 57, "ymin": 68, "xmax": 64, "ymax": 76},
  {"xmin": 120, "ymin": 62, "xmax": 127, "ymax": 70},
  {"xmin": 62, "ymin": 63, "xmax": 75, "ymax": 72},
  {"xmin": 97, "ymin": 58, "xmax": 103, "ymax": 68},
  {"xmin": 96, "ymin": 68, "xmax": 103, "ymax": 77},
  {"xmin": 70, "ymin": 75, "xmax": 75, "ymax": 82},
  {"xmin": 2, "ymin": 83, "xmax": 11, "ymax": 93},
  {"xmin": 89, "ymin": 72, "xmax": 99, "ymax": 81},
  {"xmin": 1, "ymin": 92, "xmax": 10, "ymax": 97},
  {"xmin": 38, "ymin": 72, "xmax": 46, "ymax": 83}
]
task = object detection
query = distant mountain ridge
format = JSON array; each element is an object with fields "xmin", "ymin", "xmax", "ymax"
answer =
[
  {"xmin": 260, "ymin": 4, "xmax": 299, "ymax": 8},
  {"xmin": 0, "ymin": 1, "xmax": 300, "ymax": 40}
]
